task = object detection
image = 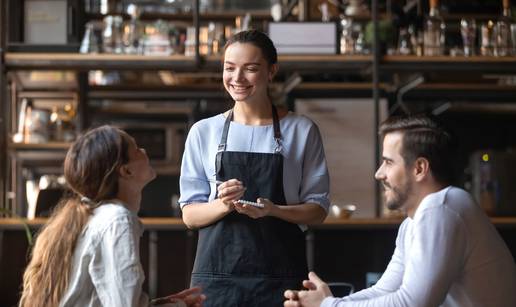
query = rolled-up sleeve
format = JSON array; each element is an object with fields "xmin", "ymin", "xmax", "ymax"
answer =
[
  {"xmin": 299, "ymin": 122, "xmax": 330, "ymax": 212},
  {"xmin": 179, "ymin": 124, "xmax": 210, "ymax": 208}
]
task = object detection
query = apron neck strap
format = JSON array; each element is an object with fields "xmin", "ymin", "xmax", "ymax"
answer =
[{"xmin": 218, "ymin": 105, "xmax": 282, "ymax": 153}]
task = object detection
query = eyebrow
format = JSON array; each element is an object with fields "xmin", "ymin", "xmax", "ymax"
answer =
[
  {"xmin": 224, "ymin": 61, "xmax": 261, "ymax": 66},
  {"xmin": 382, "ymin": 156, "xmax": 394, "ymax": 162}
]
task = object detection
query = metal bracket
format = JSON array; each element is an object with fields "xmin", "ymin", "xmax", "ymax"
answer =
[{"xmin": 390, "ymin": 74, "xmax": 425, "ymax": 114}]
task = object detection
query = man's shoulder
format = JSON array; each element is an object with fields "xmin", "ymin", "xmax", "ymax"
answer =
[
  {"xmin": 415, "ymin": 186, "xmax": 485, "ymax": 231},
  {"xmin": 420, "ymin": 186, "xmax": 474, "ymax": 210}
]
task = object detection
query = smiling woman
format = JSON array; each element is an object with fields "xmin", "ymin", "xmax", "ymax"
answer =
[
  {"xmin": 222, "ymin": 34, "xmax": 277, "ymax": 109},
  {"xmin": 178, "ymin": 30, "xmax": 331, "ymax": 307}
]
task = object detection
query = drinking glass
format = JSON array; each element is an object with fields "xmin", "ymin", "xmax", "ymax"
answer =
[{"xmin": 460, "ymin": 18, "xmax": 477, "ymax": 56}]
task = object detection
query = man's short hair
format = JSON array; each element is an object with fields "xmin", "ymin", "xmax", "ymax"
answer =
[{"xmin": 379, "ymin": 114, "xmax": 458, "ymax": 185}]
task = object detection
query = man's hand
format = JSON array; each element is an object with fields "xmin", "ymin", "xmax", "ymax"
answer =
[
  {"xmin": 284, "ymin": 272, "xmax": 333, "ymax": 307},
  {"xmin": 152, "ymin": 286, "xmax": 206, "ymax": 307}
]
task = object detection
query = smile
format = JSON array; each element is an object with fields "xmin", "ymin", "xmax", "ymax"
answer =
[{"xmin": 231, "ymin": 84, "xmax": 252, "ymax": 91}]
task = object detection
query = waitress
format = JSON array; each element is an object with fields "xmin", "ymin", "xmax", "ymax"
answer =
[{"xmin": 179, "ymin": 30, "xmax": 330, "ymax": 306}]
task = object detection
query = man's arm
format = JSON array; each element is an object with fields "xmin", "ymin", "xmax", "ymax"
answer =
[{"xmin": 321, "ymin": 207, "xmax": 466, "ymax": 307}]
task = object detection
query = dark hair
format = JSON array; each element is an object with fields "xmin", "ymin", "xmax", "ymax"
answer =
[
  {"xmin": 224, "ymin": 30, "xmax": 278, "ymax": 65},
  {"xmin": 379, "ymin": 114, "xmax": 458, "ymax": 185},
  {"xmin": 64, "ymin": 125, "xmax": 130, "ymax": 201}
]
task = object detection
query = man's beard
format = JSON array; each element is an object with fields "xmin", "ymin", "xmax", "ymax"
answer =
[{"xmin": 383, "ymin": 180, "xmax": 412, "ymax": 211}]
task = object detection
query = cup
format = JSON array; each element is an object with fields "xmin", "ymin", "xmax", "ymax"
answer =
[
  {"xmin": 460, "ymin": 18, "xmax": 477, "ymax": 56},
  {"xmin": 330, "ymin": 204, "xmax": 356, "ymax": 219}
]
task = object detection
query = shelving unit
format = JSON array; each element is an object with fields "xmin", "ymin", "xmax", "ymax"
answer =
[
  {"xmin": 382, "ymin": 55, "xmax": 516, "ymax": 72},
  {"xmin": 2, "ymin": 216, "xmax": 516, "ymax": 230},
  {"xmin": 2, "ymin": 0, "xmax": 516, "ymax": 217},
  {"xmin": 1, "ymin": 2, "xmax": 516, "ymax": 306},
  {"xmin": 5, "ymin": 53, "xmax": 198, "ymax": 71}
]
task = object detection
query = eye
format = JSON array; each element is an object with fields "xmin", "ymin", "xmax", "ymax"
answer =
[
  {"xmin": 224, "ymin": 66, "xmax": 235, "ymax": 72},
  {"xmin": 246, "ymin": 66, "xmax": 258, "ymax": 72}
]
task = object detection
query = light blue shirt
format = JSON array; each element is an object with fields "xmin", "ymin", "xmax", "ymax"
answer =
[{"xmin": 179, "ymin": 112, "xmax": 330, "ymax": 216}]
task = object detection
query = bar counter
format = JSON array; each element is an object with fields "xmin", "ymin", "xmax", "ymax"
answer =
[
  {"xmin": 2, "ymin": 216, "xmax": 516, "ymax": 230},
  {"xmin": 1, "ymin": 216, "xmax": 515, "ymax": 306}
]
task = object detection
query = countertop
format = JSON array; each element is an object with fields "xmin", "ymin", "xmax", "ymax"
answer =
[{"xmin": 2, "ymin": 217, "xmax": 516, "ymax": 230}]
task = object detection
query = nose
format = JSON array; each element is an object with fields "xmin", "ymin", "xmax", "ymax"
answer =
[
  {"xmin": 375, "ymin": 163, "xmax": 385, "ymax": 181},
  {"xmin": 235, "ymin": 68, "xmax": 245, "ymax": 81}
]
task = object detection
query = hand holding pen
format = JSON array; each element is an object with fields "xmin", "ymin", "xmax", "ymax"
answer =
[{"xmin": 214, "ymin": 179, "xmax": 246, "ymax": 208}]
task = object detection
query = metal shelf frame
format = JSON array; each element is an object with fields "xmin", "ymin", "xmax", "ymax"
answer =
[{"xmin": 3, "ymin": 0, "xmax": 516, "ymax": 217}]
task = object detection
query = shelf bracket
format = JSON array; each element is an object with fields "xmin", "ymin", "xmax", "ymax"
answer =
[{"xmin": 391, "ymin": 74, "xmax": 425, "ymax": 114}]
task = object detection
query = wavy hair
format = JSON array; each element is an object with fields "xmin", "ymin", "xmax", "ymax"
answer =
[{"xmin": 19, "ymin": 125, "xmax": 130, "ymax": 307}]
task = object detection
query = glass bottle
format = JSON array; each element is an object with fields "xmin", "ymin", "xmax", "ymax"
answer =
[
  {"xmin": 102, "ymin": 15, "xmax": 124, "ymax": 54},
  {"xmin": 397, "ymin": 27, "xmax": 414, "ymax": 55},
  {"xmin": 123, "ymin": 4, "xmax": 143, "ymax": 54},
  {"xmin": 495, "ymin": 0, "xmax": 512, "ymax": 56},
  {"xmin": 423, "ymin": 0, "xmax": 446, "ymax": 56}
]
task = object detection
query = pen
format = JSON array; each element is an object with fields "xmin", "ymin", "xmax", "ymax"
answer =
[{"xmin": 208, "ymin": 179, "xmax": 224, "ymax": 185}]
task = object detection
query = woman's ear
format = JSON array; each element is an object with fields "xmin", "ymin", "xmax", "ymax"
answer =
[{"xmin": 118, "ymin": 164, "xmax": 132, "ymax": 178}]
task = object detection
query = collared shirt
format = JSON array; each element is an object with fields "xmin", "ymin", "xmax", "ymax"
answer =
[
  {"xmin": 59, "ymin": 202, "xmax": 150, "ymax": 307},
  {"xmin": 322, "ymin": 186, "xmax": 516, "ymax": 307}
]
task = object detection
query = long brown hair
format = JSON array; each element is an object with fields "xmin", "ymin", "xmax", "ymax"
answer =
[{"xmin": 19, "ymin": 125, "xmax": 130, "ymax": 307}]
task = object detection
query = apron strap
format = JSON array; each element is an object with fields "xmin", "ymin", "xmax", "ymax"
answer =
[
  {"xmin": 271, "ymin": 105, "xmax": 282, "ymax": 153},
  {"xmin": 216, "ymin": 106, "xmax": 283, "ymax": 174},
  {"xmin": 216, "ymin": 109, "xmax": 233, "ymax": 175}
]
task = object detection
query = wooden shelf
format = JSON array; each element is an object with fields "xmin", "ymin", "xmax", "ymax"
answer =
[
  {"xmin": 5, "ymin": 53, "xmax": 197, "ymax": 71},
  {"xmin": 86, "ymin": 10, "xmax": 272, "ymax": 22},
  {"xmin": 7, "ymin": 53, "xmax": 516, "ymax": 73},
  {"xmin": 382, "ymin": 55, "xmax": 516, "ymax": 72},
  {"xmin": 8, "ymin": 142, "xmax": 72, "ymax": 150},
  {"xmin": 5, "ymin": 53, "xmax": 373, "ymax": 72},
  {"xmin": 2, "ymin": 217, "xmax": 516, "ymax": 230},
  {"xmin": 384, "ymin": 55, "xmax": 516, "ymax": 63}
]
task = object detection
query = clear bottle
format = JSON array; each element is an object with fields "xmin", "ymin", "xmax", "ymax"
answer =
[
  {"xmin": 102, "ymin": 15, "xmax": 124, "ymax": 54},
  {"xmin": 123, "ymin": 4, "xmax": 144, "ymax": 54},
  {"xmin": 423, "ymin": 0, "xmax": 446, "ymax": 56},
  {"xmin": 495, "ymin": 0, "xmax": 512, "ymax": 56},
  {"xmin": 80, "ymin": 22, "xmax": 100, "ymax": 54}
]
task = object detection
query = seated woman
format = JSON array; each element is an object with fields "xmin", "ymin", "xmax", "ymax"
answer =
[{"xmin": 20, "ymin": 125, "xmax": 205, "ymax": 307}]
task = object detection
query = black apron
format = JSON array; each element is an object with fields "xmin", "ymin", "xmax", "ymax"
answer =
[{"xmin": 191, "ymin": 106, "xmax": 307, "ymax": 307}]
